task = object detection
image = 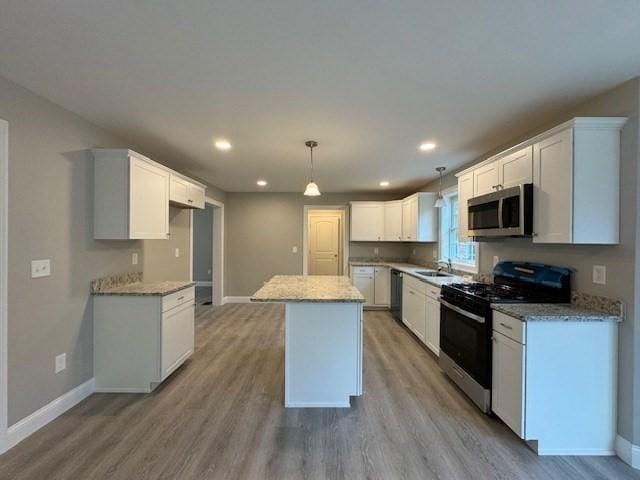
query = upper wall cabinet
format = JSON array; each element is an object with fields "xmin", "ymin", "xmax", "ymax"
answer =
[
  {"xmin": 350, "ymin": 193, "xmax": 437, "ymax": 243},
  {"xmin": 532, "ymin": 119, "xmax": 624, "ymax": 244},
  {"xmin": 350, "ymin": 202, "xmax": 385, "ymax": 241},
  {"xmin": 94, "ymin": 149, "xmax": 170, "ymax": 240},
  {"xmin": 170, "ymin": 175, "xmax": 206, "ymax": 209},
  {"xmin": 456, "ymin": 117, "xmax": 626, "ymax": 245},
  {"xmin": 384, "ymin": 200, "xmax": 403, "ymax": 241},
  {"xmin": 402, "ymin": 193, "xmax": 437, "ymax": 242}
]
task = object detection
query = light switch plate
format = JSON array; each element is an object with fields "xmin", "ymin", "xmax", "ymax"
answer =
[
  {"xmin": 132, "ymin": 253, "xmax": 138, "ymax": 265},
  {"xmin": 292, "ymin": 246, "xmax": 298, "ymax": 253},
  {"xmin": 493, "ymin": 256, "xmax": 499, "ymax": 267},
  {"xmin": 373, "ymin": 247, "xmax": 379, "ymax": 255},
  {"xmin": 31, "ymin": 259, "xmax": 51, "ymax": 278},
  {"xmin": 593, "ymin": 265, "xmax": 607, "ymax": 285},
  {"xmin": 55, "ymin": 353, "xmax": 66, "ymax": 373},
  {"xmin": 175, "ymin": 248, "xmax": 180, "ymax": 258}
]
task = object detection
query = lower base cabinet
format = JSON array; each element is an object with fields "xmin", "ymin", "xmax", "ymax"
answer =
[
  {"xmin": 351, "ymin": 266, "xmax": 389, "ymax": 307},
  {"xmin": 402, "ymin": 275, "xmax": 440, "ymax": 355},
  {"xmin": 94, "ymin": 287, "xmax": 195, "ymax": 393},
  {"xmin": 491, "ymin": 310, "xmax": 618, "ymax": 454}
]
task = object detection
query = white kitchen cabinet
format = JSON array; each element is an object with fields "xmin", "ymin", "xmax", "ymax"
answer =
[
  {"xmin": 373, "ymin": 266, "xmax": 390, "ymax": 306},
  {"xmin": 457, "ymin": 171, "xmax": 474, "ymax": 240},
  {"xmin": 384, "ymin": 201, "xmax": 403, "ymax": 241},
  {"xmin": 350, "ymin": 202, "xmax": 385, "ymax": 241},
  {"xmin": 492, "ymin": 330, "xmax": 525, "ymax": 436},
  {"xmin": 94, "ymin": 286, "xmax": 196, "ymax": 392},
  {"xmin": 473, "ymin": 161, "xmax": 499, "ymax": 196},
  {"xmin": 498, "ymin": 146, "xmax": 533, "ymax": 189},
  {"xmin": 93, "ymin": 149, "xmax": 170, "ymax": 239},
  {"xmin": 532, "ymin": 119, "xmax": 624, "ymax": 244},
  {"xmin": 402, "ymin": 193, "xmax": 437, "ymax": 242},
  {"xmin": 352, "ymin": 267, "xmax": 375, "ymax": 306},
  {"xmin": 424, "ymin": 290, "xmax": 441, "ymax": 356},
  {"xmin": 402, "ymin": 285, "xmax": 426, "ymax": 342},
  {"xmin": 491, "ymin": 310, "xmax": 618, "ymax": 454},
  {"xmin": 170, "ymin": 175, "xmax": 206, "ymax": 209}
]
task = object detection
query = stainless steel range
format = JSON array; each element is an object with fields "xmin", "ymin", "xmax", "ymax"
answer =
[{"xmin": 438, "ymin": 261, "xmax": 572, "ymax": 413}]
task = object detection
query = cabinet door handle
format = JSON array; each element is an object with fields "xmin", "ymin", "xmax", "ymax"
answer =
[
  {"xmin": 177, "ymin": 296, "xmax": 185, "ymax": 301},
  {"xmin": 499, "ymin": 322, "xmax": 513, "ymax": 330}
]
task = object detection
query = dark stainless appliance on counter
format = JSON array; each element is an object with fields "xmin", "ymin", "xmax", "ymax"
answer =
[
  {"xmin": 439, "ymin": 261, "xmax": 572, "ymax": 413},
  {"xmin": 468, "ymin": 184, "xmax": 533, "ymax": 238},
  {"xmin": 390, "ymin": 269, "xmax": 403, "ymax": 321}
]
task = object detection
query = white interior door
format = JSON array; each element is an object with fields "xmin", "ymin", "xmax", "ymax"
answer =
[{"xmin": 308, "ymin": 212, "xmax": 342, "ymax": 275}]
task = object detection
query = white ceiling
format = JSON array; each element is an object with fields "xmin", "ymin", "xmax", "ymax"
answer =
[{"xmin": 1, "ymin": 1, "xmax": 639, "ymax": 192}]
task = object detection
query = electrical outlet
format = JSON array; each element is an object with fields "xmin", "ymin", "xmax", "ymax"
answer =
[
  {"xmin": 373, "ymin": 247, "xmax": 379, "ymax": 255},
  {"xmin": 31, "ymin": 259, "xmax": 51, "ymax": 278},
  {"xmin": 493, "ymin": 256, "xmax": 499, "ymax": 267},
  {"xmin": 55, "ymin": 353, "xmax": 66, "ymax": 374},
  {"xmin": 432, "ymin": 250, "xmax": 437, "ymax": 259},
  {"xmin": 292, "ymin": 246, "xmax": 298, "ymax": 253},
  {"xmin": 175, "ymin": 248, "xmax": 180, "ymax": 258},
  {"xmin": 132, "ymin": 253, "xmax": 138, "ymax": 265},
  {"xmin": 593, "ymin": 265, "xmax": 607, "ymax": 285},
  {"xmin": 207, "ymin": 269, "xmax": 212, "ymax": 275},
  {"xmin": 413, "ymin": 249, "xmax": 417, "ymax": 255}
]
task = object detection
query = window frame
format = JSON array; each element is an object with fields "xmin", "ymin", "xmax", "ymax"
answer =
[{"xmin": 438, "ymin": 186, "xmax": 479, "ymax": 274}]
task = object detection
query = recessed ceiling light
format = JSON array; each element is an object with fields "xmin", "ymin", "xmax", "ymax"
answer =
[
  {"xmin": 214, "ymin": 139, "xmax": 232, "ymax": 151},
  {"xmin": 419, "ymin": 142, "xmax": 436, "ymax": 151},
  {"xmin": 256, "ymin": 180, "xmax": 267, "ymax": 187},
  {"xmin": 379, "ymin": 181, "xmax": 390, "ymax": 187}
]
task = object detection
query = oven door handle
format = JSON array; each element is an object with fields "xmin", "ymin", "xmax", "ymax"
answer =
[
  {"xmin": 498, "ymin": 197, "xmax": 504, "ymax": 229},
  {"xmin": 439, "ymin": 298, "xmax": 486, "ymax": 324}
]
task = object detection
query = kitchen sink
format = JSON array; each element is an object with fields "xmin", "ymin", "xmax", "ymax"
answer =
[{"xmin": 415, "ymin": 270, "xmax": 451, "ymax": 277}]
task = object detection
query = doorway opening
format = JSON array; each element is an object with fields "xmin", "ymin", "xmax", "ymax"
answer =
[
  {"xmin": 190, "ymin": 197, "xmax": 224, "ymax": 306},
  {"xmin": 303, "ymin": 206, "xmax": 349, "ymax": 276}
]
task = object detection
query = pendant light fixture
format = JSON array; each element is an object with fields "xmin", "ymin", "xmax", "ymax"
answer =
[
  {"xmin": 434, "ymin": 166, "xmax": 446, "ymax": 208},
  {"xmin": 303, "ymin": 140, "xmax": 321, "ymax": 196}
]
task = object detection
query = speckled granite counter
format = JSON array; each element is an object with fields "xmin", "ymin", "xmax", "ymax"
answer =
[
  {"xmin": 349, "ymin": 260, "xmax": 465, "ymax": 287},
  {"xmin": 492, "ymin": 303, "xmax": 622, "ymax": 322},
  {"xmin": 91, "ymin": 272, "xmax": 194, "ymax": 296},
  {"xmin": 251, "ymin": 275, "xmax": 364, "ymax": 303}
]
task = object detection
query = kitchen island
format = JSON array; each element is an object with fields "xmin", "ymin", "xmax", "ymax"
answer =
[{"xmin": 251, "ymin": 275, "xmax": 365, "ymax": 408}]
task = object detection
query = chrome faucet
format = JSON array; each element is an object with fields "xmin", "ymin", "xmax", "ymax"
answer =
[{"xmin": 437, "ymin": 258, "xmax": 453, "ymax": 273}]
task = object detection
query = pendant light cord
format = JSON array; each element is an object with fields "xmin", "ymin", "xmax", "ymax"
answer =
[{"xmin": 309, "ymin": 145, "xmax": 314, "ymax": 182}]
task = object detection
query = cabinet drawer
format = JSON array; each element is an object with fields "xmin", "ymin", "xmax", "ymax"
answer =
[
  {"xmin": 425, "ymin": 284, "xmax": 440, "ymax": 300},
  {"xmin": 404, "ymin": 274, "xmax": 428, "ymax": 296},
  {"xmin": 162, "ymin": 286, "xmax": 195, "ymax": 313},
  {"xmin": 493, "ymin": 310, "xmax": 525, "ymax": 344},
  {"xmin": 352, "ymin": 266, "xmax": 374, "ymax": 275}
]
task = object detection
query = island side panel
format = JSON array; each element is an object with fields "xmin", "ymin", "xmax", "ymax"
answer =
[{"xmin": 285, "ymin": 302, "xmax": 363, "ymax": 407}]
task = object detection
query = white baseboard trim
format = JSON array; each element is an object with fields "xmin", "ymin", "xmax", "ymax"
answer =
[
  {"xmin": 616, "ymin": 434, "xmax": 640, "ymax": 469},
  {"xmin": 7, "ymin": 378, "xmax": 95, "ymax": 450},
  {"xmin": 222, "ymin": 296, "xmax": 252, "ymax": 304},
  {"xmin": 537, "ymin": 448, "xmax": 615, "ymax": 456},
  {"xmin": 195, "ymin": 281, "xmax": 212, "ymax": 287}
]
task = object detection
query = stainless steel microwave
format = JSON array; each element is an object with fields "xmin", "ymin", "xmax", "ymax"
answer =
[{"xmin": 467, "ymin": 184, "xmax": 533, "ymax": 237}]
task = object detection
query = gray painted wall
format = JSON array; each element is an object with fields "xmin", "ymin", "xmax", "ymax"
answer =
[
  {"xmin": 412, "ymin": 78, "xmax": 640, "ymax": 444},
  {"xmin": 193, "ymin": 204, "xmax": 214, "ymax": 282},
  {"xmin": 142, "ymin": 207, "xmax": 192, "ymax": 282},
  {"xmin": 224, "ymin": 192, "xmax": 407, "ymax": 296},
  {"xmin": 0, "ymin": 75, "xmax": 144, "ymax": 424}
]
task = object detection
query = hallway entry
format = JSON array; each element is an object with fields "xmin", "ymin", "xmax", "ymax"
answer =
[{"xmin": 307, "ymin": 209, "xmax": 344, "ymax": 275}]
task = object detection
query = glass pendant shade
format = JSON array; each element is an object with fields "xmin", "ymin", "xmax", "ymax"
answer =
[
  {"xmin": 304, "ymin": 181, "xmax": 321, "ymax": 196},
  {"xmin": 434, "ymin": 195, "xmax": 444, "ymax": 208}
]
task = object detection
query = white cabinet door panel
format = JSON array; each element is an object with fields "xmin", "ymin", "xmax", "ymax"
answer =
[
  {"xmin": 189, "ymin": 184, "xmax": 206, "ymax": 209},
  {"xmin": 492, "ymin": 331, "xmax": 525, "ymax": 437},
  {"xmin": 161, "ymin": 303, "xmax": 195, "ymax": 380},
  {"xmin": 129, "ymin": 157, "xmax": 169, "ymax": 239},
  {"xmin": 473, "ymin": 161, "xmax": 499, "ymax": 196},
  {"xmin": 499, "ymin": 146, "xmax": 533, "ymax": 189},
  {"xmin": 374, "ymin": 267, "xmax": 389, "ymax": 305},
  {"xmin": 533, "ymin": 128, "xmax": 573, "ymax": 243},
  {"xmin": 425, "ymin": 297, "xmax": 440, "ymax": 355},
  {"xmin": 351, "ymin": 203, "xmax": 384, "ymax": 241},
  {"xmin": 402, "ymin": 197, "xmax": 418, "ymax": 241},
  {"xmin": 353, "ymin": 274, "xmax": 374, "ymax": 306},
  {"xmin": 458, "ymin": 172, "xmax": 474, "ymax": 240},
  {"xmin": 403, "ymin": 287, "xmax": 426, "ymax": 341},
  {"xmin": 384, "ymin": 201, "xmax": 403, "ymax": 241}
]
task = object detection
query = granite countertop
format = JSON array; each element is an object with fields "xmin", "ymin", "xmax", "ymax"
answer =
[
  {"xmin": 349, "ymin": 260, "xmax": 465, "ymax": 287},
  {"xmin": 92, "ymin": 280, "xmax": 195, "ymax": 296},
  {"xmin": 491, "ymin": 303, "xmax": 622, "ymax": 323},
  {"xmin": 251, "ymin": 275, "xmax": 365, "ymax": 303}
]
